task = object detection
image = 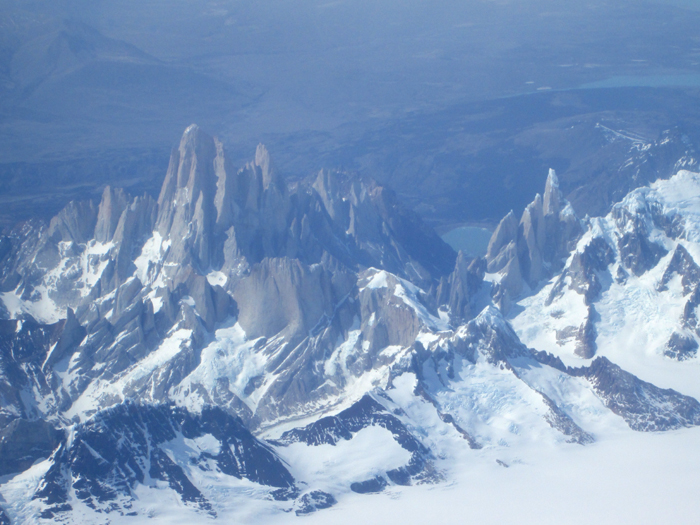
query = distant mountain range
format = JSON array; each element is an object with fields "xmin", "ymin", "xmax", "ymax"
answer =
[{"xmin": 3, "ymin": 0, "xmax": 700, "ymax": 231}]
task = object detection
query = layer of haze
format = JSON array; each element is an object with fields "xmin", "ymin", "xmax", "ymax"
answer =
[{"xmin": 2, "ymin": 0, "xmax": 700, "ymax": 226}]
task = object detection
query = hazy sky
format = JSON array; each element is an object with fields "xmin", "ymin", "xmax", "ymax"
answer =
[{"xmin": 2, "ymin": 0, "xmax": 700, "ymax": 226}]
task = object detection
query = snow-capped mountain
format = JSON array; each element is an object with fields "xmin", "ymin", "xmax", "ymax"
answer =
[{"xmin": 1, "ymin": 125, "xmax": 700, "ymax": 523}]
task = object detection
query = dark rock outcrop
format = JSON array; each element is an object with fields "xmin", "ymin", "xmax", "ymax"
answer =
[
  {"xmin": 612, "ymin": 205, "xmax": 668, "ymax": 277},
  {"xmin": 658, "ymin": 244, "xmax": 700, "ymax": 294},
  {"xmin": 294, "ymin": 491, "xmax": 337, "ymax": 515},
  {"xmin": 664, "ymin": 331, "xmax": 698, "ymax": 360},
  {"xmin": 350, "ymin": 475, "xmax": 388, "ymax": 494},
  {"xmin": 570, "ymin": 356, "xmax": 700, "ymax": 431},
  {"xmin": 547, "ymin": 237, "xmax": 615, "ymax": 307},
  {"xmin": 459, "ymin": 306, "xmax": 530, "ymax": 365},
  {"xmin": 34, "ymin": 403, "xmax": 295, "ymax": 519},
  {"xmin": 540, "ymin": 393, "xmax": 595, "ymax": 445},
  {"xmin": 0, "ymin": 419, "xmax": 63, "ymax": 475},
  {"xmin": 274, "ymin": 394, "xmax": 436, "ymax": 486}
]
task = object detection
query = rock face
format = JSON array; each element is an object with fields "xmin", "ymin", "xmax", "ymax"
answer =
[
  {"xmin": 486, "ymin": 169, "xmax": 582, "ymax": 311},
  {"xmin": 233, "ymin": 257, "xmax": 339, "ymax": 342},
  {"xmin": 435, "ymin": 252, "xmax": 485, "ymax": 324},
  {"xmin": 0, "ymin": 313, "xmax": 86, "ymax": 425},
  {"xmin": 156, "ymin": 125, "xmax": 221, "ymax": 271},
  {"xmin": 0, "ymin": 419, "xmax": 63, "ymax": 476}
]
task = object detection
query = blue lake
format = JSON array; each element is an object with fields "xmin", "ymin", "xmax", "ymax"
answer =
[
  {"xmin": 441, "ymin": 226, "xmax": 493, "ymax": 257},
  {"xmin": 580, "ymin": 74, "xmax": 700, "ymax": 89}
]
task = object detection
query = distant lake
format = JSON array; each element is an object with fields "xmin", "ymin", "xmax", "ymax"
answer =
[
  {"xmin": 580, "ymin": 75, "xmax": 700, "ymax": 89},
  {"xmin": 441, "ymin": 226, "xmax": 493, "ymax": 257}
]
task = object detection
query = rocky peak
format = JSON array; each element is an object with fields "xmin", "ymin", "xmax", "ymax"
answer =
[
  {"xmin": 486, "ymin": 169, "xmax": 582, "ymax": 311},
  {"xmin": 462, "ymin": 305, "xmax": 529, "ymax": 364},
  {"xmin": 486, "ymin": 210, "xmax": 518, "ymax": 270},
  {"xmin": 312, "ymin": 169, "xmax": 348, "ymax": 226},
  {"xmin": 255, "ymin": 143, "xmax": 284, "ymax": 193},
  {"xmin": 94, "ymin": 186, "xmax": 129, "ymax": 243},
  {"xmin": 155, "ymin": 125, "xmax": 221, "ymax": 270},
  {"xmin": 436, "ymin": 252, "xmax": 485, "ymax": 324},
  {"xmin": 46, "ymin": 200, "xmax": 98, "ymax": 244},
  {"xmin": 543, "ymin": 168, "xmax": 561, "ymax": 216},
  {"xmin": 658, "ymin": 244, "xmax": 700, "ymax": 294},
  {"xmin": 519, "ymin": 192, "xmax": 546, "ymax": 284}
]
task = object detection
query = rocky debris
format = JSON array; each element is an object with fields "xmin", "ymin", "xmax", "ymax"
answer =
[
  {"xmin": 486, "ymin": 169, "xmax": 582, "ymax": 311},
  {"xmin": 570, "ymin": 356, "xmax": 700, "ymax": 431},
  {"xmin": 34, "ymin": 403, "xmax": 295, "ymax": 519},
  {"xmin": 294, "ymin": 491, "xmax": 337, "ymax": 515},
  {"xmin": 0, "ymin": 419, "xmax": 63, "ymax": 476}
]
